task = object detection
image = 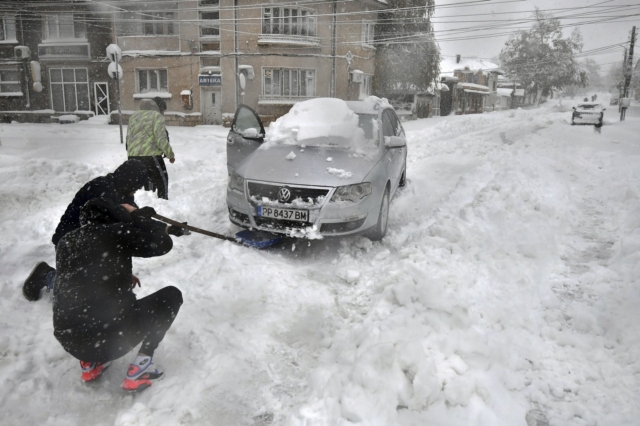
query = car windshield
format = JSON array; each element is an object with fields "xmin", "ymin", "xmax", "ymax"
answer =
[
  {"xmin": 262, "ymin": 98, "xmax": 378, "ymax": 151},
  {"xmin": 578, "ymin": 104, "xmax": 601, "ymax": 110}
]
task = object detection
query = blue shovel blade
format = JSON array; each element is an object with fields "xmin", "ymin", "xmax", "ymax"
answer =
[{"xmin": 235, "ymin": 230, "xmax": 283, "ymax": 249}]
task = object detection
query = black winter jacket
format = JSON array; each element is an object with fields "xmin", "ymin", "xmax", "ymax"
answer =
[
  {"xmin": 51, "ymin": 160, "xmax": 148, "ymax": 247},
  {"xmin": 53, "ymin": 213, "xmax": 172, "ymax": 360}
]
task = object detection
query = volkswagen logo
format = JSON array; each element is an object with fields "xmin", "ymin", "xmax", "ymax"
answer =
[{"xmin": 277, "ymin": 187, "xmax": 291, "ymax": 203}]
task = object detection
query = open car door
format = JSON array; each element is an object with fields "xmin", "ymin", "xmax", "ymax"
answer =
[{"xmin": 226, "ymin": 105, "xmax": 265, "ymax": 175}]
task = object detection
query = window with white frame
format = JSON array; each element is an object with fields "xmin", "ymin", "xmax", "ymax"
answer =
[
  {"xmin": 143, "ymin": 12, "xmax": 175, "ymax": 35},
  {"xmin": 44, "ymin": 15, "xmax": 85, "ymax": 40},
  {"xmin": 137, "ymin": 69, "xmax": 168, "ymax": 93},
  {"xmin": 359, "ymin": 74, "xmax": 373, "ymax": 100},
  {"xmin": 200, "ymin": 11, "xmax": 220, "ymax": 37},
  {"xmin": 49, "ymin": 68, "xmax": 90, "ymax": 111},
  {"xmin": 1, "ymin": 16, "xmax": 17, "ymax": 41},
  {"xmin": 263, "ymin": 68, "xmax": 315, "ymax": 97},
  {"xmin": 0, "ymin": 68, "xmax": 20, "ymax": 94},
  {"xmin": 262, "ymin": 7, "xmax": 316, "ymax": 37},
  {"xmin": 362, "ymin": 21, "xmax": 375, "ymax": 47}
]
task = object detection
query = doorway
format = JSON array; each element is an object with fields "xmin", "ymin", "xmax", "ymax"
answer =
[
  {"xmin": 94, "ymin": 82, "xmax": 110, "ymax": 115},
  {"xmin": 201, "ymin": 88, "xmax": 222, "ymax": 124}
]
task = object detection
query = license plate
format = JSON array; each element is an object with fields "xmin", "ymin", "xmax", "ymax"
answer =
[{"xmin": 257, "ymin": 206, "xmax": 309, "ymax": 222}]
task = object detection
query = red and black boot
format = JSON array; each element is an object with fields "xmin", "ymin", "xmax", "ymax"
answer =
[
  {"xmin": 121, "ymin": 357, "xmax": 164, "ymax": 392},
  {"xmin": 80, "ymin": 361, "xmax": 111, "ymax": 382}
]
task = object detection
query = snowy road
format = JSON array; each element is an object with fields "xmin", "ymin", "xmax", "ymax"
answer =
[{"xmin": 1, "ymin": 100, "xmax": 639, "ymax": 426}]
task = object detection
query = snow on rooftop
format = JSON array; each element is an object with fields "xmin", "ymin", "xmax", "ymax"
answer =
[{"xmin": 440, "ymin": 56, "xmax": 500, "ymax": 76}]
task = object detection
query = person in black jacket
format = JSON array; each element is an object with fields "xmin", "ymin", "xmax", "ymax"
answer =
[
  {"xmin": 23, "ymin": 159, "xmax": 149, "ymax": 301},
  {"xmin": 53, "ymin": 198, "xmax": 184, "ymax": 391}
]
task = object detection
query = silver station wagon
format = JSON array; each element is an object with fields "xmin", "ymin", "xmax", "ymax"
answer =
[{"xmin": 226, "ymin": 97, "xmax": 407, "ymax": 240}]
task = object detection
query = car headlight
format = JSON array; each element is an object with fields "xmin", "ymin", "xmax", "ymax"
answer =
[
  {"xmin": 331, "ymin": 183, "xmax": 372, "ymax": 202},
  {"xmin": 228, "ymin": 172, "xmax": 245, "ymax": 193}
]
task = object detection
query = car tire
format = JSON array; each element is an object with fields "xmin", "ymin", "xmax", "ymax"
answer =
[
  {"xmin": 399, "ymin": 166, "xmax": 407, "ymax": 187},
  {"xmin": 571, "ymin": 120, "xmax": 575, "ymax": 125},
  {"xmin": 369, "ymin": 187, "xmax": 389, "ymax": 241}
]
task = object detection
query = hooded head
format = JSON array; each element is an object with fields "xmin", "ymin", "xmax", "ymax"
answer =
[
  {"xmin": 111, "ymin": 159, "xmax": 148, "ymax": 196},
  {"xmin": 80, "ymin": 198, "xmax": 131, "ymax": 226},
  {"xmin": 153, "ymin": 96, "xmax": 167, "ymax": 114},
  {"xmin": 140, "ymin": 98, "xmax": 160, "ymax": 113}
]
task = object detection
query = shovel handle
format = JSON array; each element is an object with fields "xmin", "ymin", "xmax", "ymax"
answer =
[{"xmin": 152, "ymin": 213, "xmax": 238, "ymax": 243}]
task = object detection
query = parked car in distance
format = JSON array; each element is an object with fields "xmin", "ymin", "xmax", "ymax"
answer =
[
  {"xmin": 226, "ymin": 97, "xmax": 407, "ymax": 241},
  {"xmin": 572, "ymin": 103, "xmax": 605, "ymax": 126},
  {"xmin": 610, "ymin": 93, "xmax": 619, "ymax": 106}
]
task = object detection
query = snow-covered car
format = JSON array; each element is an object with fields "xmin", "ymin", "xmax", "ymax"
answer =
[
  {"xmin": 571, "ymin": 103, "xmax": 605, "ymax": 126},
  {"xmin": 226, "ymin": 97, "xmax": 407, "ymax": 240}
]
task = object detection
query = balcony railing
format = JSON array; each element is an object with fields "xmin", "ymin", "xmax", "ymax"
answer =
[
  {"xmin": 257, "ymin": 34, "xmax": 320, "ymax": 47},
  {"xmin": 258, "ymin": 95, "xmax": 317, "ymax": 105}
]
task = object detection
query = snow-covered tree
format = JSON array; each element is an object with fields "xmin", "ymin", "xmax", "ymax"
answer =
[
  {"xmin": 500, "ymin": 9, "xmax": 584, "ymax": 105},
  {"xmin": 373, "ymin": 0, "xmax": 440, "ymax": 94},
  {"xmin": 563, "ymin": 59, "xmax": 603, "ymax": 98}
]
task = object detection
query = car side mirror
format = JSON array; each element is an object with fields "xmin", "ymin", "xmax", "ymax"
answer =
[
  {"xmin": 236, "ymin": 127, "xmax": 263, "ymax": 140},
  {"xmin": 572, "ymin": 107, "xmax": 576, "ymax": 110},
  {"xmin": 384, "ymin": 136, "xmax": 406, "ymax": 149}
]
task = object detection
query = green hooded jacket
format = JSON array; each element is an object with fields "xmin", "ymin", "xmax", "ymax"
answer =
[{"xmin": 126, "ymin": 99, "xmax": 175, "ymax": 158}]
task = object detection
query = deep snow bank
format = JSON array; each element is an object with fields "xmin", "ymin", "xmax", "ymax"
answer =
[{"xmin": 0, "ymin": 102, "xmax": 639, "ymax": 426}]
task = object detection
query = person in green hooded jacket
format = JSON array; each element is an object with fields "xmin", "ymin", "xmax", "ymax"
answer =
[{"xmin": 126, "ymin": 97, "xmax": 175, "ymax": 200}]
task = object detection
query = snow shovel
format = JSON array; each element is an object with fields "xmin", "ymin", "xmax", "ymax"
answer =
[{"xmin": 152, "ymin": 213, "xmax": 282, "ymax": 249}]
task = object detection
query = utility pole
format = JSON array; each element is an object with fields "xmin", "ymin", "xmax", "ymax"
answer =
[
  {"xmin": 621, "ymin": 26, "xmax": 636, "ymax": 121},
  {"xmin": 619, "ymin": 47, "xmax": 627, "ymax": 113}
]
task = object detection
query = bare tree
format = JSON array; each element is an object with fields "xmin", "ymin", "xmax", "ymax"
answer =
[{"xmin": 373, "ymin": 0, "xmax": 440, "ymax": 94}]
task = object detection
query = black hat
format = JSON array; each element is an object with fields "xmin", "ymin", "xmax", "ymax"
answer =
[
  {"xmin": 80, "ymin": 198, "xmax": 131, "ymax": 226},
  {"xmin": 112, "ymin": 159, "xmax": 148, "ymax": 195}
]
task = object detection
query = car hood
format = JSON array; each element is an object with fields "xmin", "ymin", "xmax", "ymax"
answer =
[{"xmin": 236, "ymin": 145, "xmax": 380, "ymax": 186}]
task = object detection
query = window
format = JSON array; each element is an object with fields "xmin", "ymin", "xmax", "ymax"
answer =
[
  {"xmin": 143, "ymin": 12, "xmax": 175, "ymax": 36},
  {"xmin": 200, "ymin": 11, "xmax": 220, "ymax": 37},
  {"xmin": 49, "ymin": 68, "xmax": 90, "ymax": 112},
  {"xmin": 464, "ymin": 72, "xmax": 478, "ymax": 84},
  {"xmin": 0, "ymin": 68, "xmax": 20, "ymax": 94},
  {"xmin": 1, "ymin": 16, "xmax": 17, "ymax": 41},
  {"xmin": 45, "ymin": 15, "xmax": 85, "ymax": 40},
  {"xmin": 263, "ymin": 68, "xmax": 315, "ymax": 97},
  {"xmin": 359, "ymin": 74, "xmax": 372, "ymax": 100},
  {"xmin": 201, "ymin": 42, "xmax": 220, "ymax": 52},
  {"xmin": 382, "ymin": 110, "xmax": 403, "ymax": 137},
  {"xmin": 381, "ymin": 111, "xmax": 394, "ymax": 137},
  {"xmin": 263, "ymin": 7, "xmax": 316, "ymax": 37},
  {"xmin": 137, "ymin": 69, "xmax": 168, "ymax": 93},
  {"xmin": 199, "ymin": 0, "xmax": 219, "ymax": 5},
  {"xmin": 362, "ymin": 21, "xmax": 374, "ymax": 47}
]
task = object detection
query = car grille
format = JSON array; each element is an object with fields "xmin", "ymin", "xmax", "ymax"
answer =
[
  {"xmin": 247, "ymin": 182, "xmax": 329, "ymax": 206},
  {"xmin": 254, "ymin": 216, "xmax": 310, "ymax": 230}
]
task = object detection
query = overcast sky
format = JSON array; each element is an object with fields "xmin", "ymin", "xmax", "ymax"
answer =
[{"xmin": 432, "ymin": 0, "xmax": 640, "ymax": 72}]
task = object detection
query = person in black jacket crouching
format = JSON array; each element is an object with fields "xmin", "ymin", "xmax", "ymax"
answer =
[
  {"xmin": 53, "ymin": 197, "xmax": 185, "ymax": 391},
  {"xmin": 23, "ymin": 159, "xmax": 149, "ymax": 302}
]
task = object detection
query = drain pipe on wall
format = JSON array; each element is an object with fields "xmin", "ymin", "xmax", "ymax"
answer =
[
  {"xmin": 234, "ymin": 0, "xmax": 240, "ymax": 109},
  {"xmin": 331, "ymin": 0, "xmax": 337, "ymax": 98}
]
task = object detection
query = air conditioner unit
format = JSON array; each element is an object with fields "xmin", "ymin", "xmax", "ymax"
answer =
[
  {"xmin": 351, "ymin": 70, "xmax": 364, "ymax": 84},
  {"xmin": 14, "ymin": 46, "xmax": 31, "ymax": 60}
]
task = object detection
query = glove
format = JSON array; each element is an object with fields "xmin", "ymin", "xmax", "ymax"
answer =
[
  {"xmin": 131, "ymin": 206, "xmax": 157, "ymax": 219},
  {"xmin": 168, "ymin": 222, "xmax": 190, "ymax": 237}
]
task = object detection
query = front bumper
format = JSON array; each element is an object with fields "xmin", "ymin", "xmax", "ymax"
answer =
[
  {"xmin": 572, "ymin": 113, "xmax": 602, "ymax": 124},
  {"xmin": 226, "ymin": 180, "xmax": 378, "ymax": 237}
]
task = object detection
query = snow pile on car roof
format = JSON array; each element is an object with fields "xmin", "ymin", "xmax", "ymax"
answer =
[{"xmin": 264, "ymin": 98, "xmax": 373, "ymax": 149}]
